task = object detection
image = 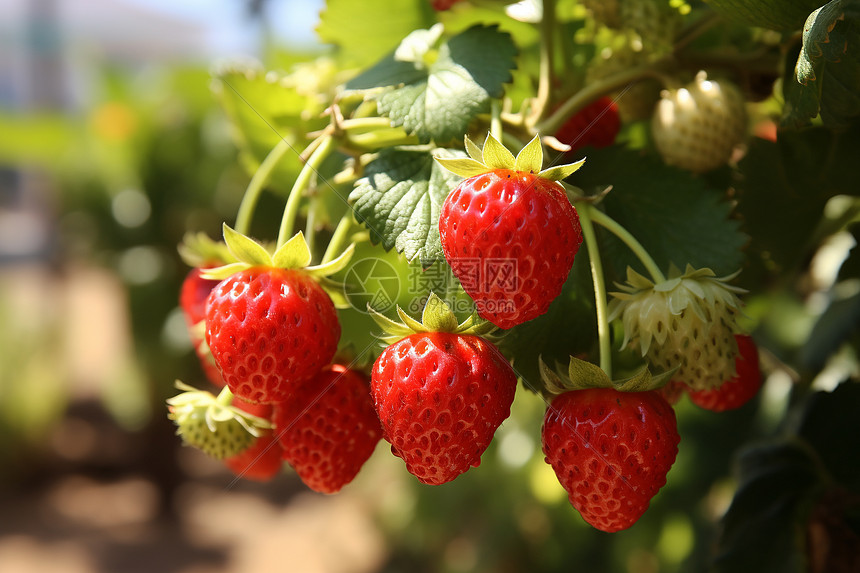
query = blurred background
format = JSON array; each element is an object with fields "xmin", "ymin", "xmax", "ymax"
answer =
[{"xmin": 1, "ymin": 1, "xmax": 858, "ymax": 572}]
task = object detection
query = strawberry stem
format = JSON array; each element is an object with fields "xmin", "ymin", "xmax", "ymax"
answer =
[
  {"xmin": 321, "ymin": 213, "xmax": 355, "ymax": 265},
  {"xmin": 490, "ymin": 100, "xmax": 503, "ymax": 142},
  {"xmin": 277, "ymin": 133, "xmax": 336, "ymax": 249},
  {"xmin": 235, "ymin": 137, "xmax": 293, "ymax": 236},
  {"xmin": 215, "ymin": 384, "xmax": 235, "ymax": 407},
  {"xmin": 589, "ymin": 208, "xmax": 667, "ymax": 283},
  {"xmin": 578, "ymin": 204, "xmax": 612, "ymax": 379},
  {"xmin": 526, "ymin": 0, "xmax": 556, "ymax": 128},
  {"xmin": 535, "ymin": 61, "xmax": 672, "ymax": 135}
]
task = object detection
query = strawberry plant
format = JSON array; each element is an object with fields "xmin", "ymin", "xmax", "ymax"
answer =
[{"xmin": 162, "ymin": 0, "xmax": 860, "ymax": 570}]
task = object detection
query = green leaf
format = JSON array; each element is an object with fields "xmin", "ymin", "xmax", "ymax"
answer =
[
  {"xmin": 317, "ymin": 0, "xmax": 435, "ymax": 68},
  {"xmin": 571, "ymin": 146, "xmax": 746, "ymax": 281},
  {"xmin": 349, "ymin": 146, "xmax": 465, "ymax": 266},
  {"xmin": 713, "ymin": 441, "xmax": 821, "ymax": 573},
  {"xmin": 735, "ymin": 127, "xmax": 860, "ymax": 281},
  {"xmin": 799, "ymin": 290, "xmax": 860, "ymax": 370},
  {"xmin": 538, "ymin": 157, "xmax": 585, "ymax": 182},
  {"xmin": 783, "ymin": 0, "xmax": 860, "ymax": 128},
  {"xmin": 373, "ymin": 25, "xmax": 517, "ymax": 144},
  {"xmin": 702, "ymin": 0, "xmax": 829, "ymax": 31},
  {"xmin": 211, "ymin": 61, "xmax": 320, "ymax": 192}
]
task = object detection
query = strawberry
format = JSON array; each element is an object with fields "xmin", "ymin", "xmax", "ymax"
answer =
[
  {"xmin": 542, "ymin": 388, "xmax": 680, "ymax": 532},
  {"xmin": 435, "ymin": 134, "xmax": 585, "ymax": 329},
  {"xmin": 203, "ymin": 225, "xmax": 354, "ymax": 404},
  {"xmin": 651, "ymin": 71, "xmax": 747, "ymax": 173},
  {"xmin": 180, "ymin": 267, "xmax": 225, "ymax": 386},
  {"xmin": 224, "ymin": 432, "xmax": 284, "ymax": 482},
  {"xmin": 273, "ymin": 364, "xmax": 382, "ymax": 494},
  {"xmin": 609, "ymin": 265, "xmax": 745, "ymax": 391},
  {"xmin": 554, "ymin": 96, "xmax": 621, "ymax": 154},
  {"xmin": 224, "ymin": 400, "xmax": 283, "ymax": 482},
  {"xmin": 688, "ymin": 334, "xmax": 761, "ymax": 412},
  {"xmin": 167, "ymin": 382, "xmax": 273, "ymax": 459},
  {"xmin": 178, "ymin": 233, "xmax": 237, "ymax": 387},
  {"xmin": 369, "ymin": 295, "xmax": 516, "ymax": 485}
]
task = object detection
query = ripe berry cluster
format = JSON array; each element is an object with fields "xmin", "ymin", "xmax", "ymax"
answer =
[{"xmin": 170, "ymin": 133, "xmax": 761, "ymax": 532}]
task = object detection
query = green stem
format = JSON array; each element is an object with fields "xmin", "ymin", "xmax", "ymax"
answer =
[
  {"xmin": 277, "ymin": 134, "xmax": 336, "ymax": 248},
  {"xmin": 536, "ymin": 61, "xmax": 672, "ymax": 135},
  {"xmin": 578, "ymin": 204, "xmax": 612, "ymax": 379},
  {"xmin": 527, "ymin": 0, "xmax": 556, "ymax": 127},
  {"xmin": 215, "ymin": 384, "xmax": 234, "ymax": 407},
  {"xmin": 321, "ymin": 213, "xmax": 355, "ymax": 265},
  {"xmin": 234, "ymin": 137, "xmax": 294, "ymax": 235},
  {"xmin": 589, "ymin": 208, "xmax": 667, "ymax": 283},
  {"xmin": 305, "ymin": 200, "xmax": 317, "ymax": 255},
  {"xmin": 490, "ymin": 100, "xmax": 503, "ymax": 141}
]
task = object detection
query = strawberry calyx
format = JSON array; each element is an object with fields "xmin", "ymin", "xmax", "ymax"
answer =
[
  {"xmin": 166, "ymin": 381, "xmax": 273, "ymax": 459},
  {"xmin": 201, "ymin": 223, "xmax": 355, "ymax": 307},
  {"xmin": 369, "ymin": 293, "xmax": 497, "ymax": 344},
  {"xmin": 538, "ymin": 355, "xmax": 678, "ymax": 395},
  {"xmin": 434, "ymin": 132, "xmax": 586, "ymax": 183}
]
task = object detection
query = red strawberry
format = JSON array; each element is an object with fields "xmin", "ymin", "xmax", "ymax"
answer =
[
  {"xmin": 542, "ymin": 388, "xmax": 680, "ymax": 532},
  {"xmin": 688, "ymin": 334, "xmax": 761, "ymax": 412},
  {"xmin": 180, "ymin": 267, "xmax": 225, "ymax": 386},
  {"xmin": 206, "ymin": 267, "xmax": 340, "ymax": 404},
  {"xmin": 224, "ymin": 399, "xmax": 283, "ymax": 481},
  {"xmin": 273, "ymin": 365, "xmax": 382, "ymax": 494},
  {"xmin": 436, "ymin": 135, "xmax": 585, "ymax": 329},
  {"xmin": 431, "ymin": 0, "xmax": 462, "ymax": 10},
  {"xmin": 372, "ymin": 329, "xmax": 517, "ymax": 485},
  {"xmin": 202, "ymin": 226, "xmax": 353, "ymax": 405},
  {"xmin": 554, "ymin": 96, "xmax": 621, "ymax": 153}
]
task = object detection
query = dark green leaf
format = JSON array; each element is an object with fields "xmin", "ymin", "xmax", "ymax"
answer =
[
  {"xmin": 735, "ymin": 126, "xmax": 860, "ymax": 280},
  {"xmin": 793, "ymin": 382, "xmax": 860, "ymax": 490},
  {"xmin": 349, "ymin": 146, "xmax": 465, "ymax": 266},
  {"xmin": 799, "ymin": 292, "xmax": 860, "ymax": 370},
  {"xmin": 714, "ymin": 441, "xmax": 822, "ymax": 573},
  {"xmin": 703, "ymin": 0, "xmax": 829, "ymax": 31},
  {"xmin": 569, "ymin": 146, "xmax": 746, "ymax": 280},
  {"xmin": 317, "ymin": 0, "xmax": 435, "ymax": 68},
  {"xmin": 783, "ymin": 0, "xmax": 860, "ymax": 128}
]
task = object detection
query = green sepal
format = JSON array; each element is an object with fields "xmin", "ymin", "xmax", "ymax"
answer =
[
  {"xmin": 224, "ymin": 224, "xmax": 272, "ymax": 267},
  {"xmin": 432, "ymin": 156, "xmax": 490, "ymax": 179},
  {"xmin": 514, "ymin": 134, "xmax": 543, "ymax": 174},
  {"xmin": 306, "ymin": 243, "xmax": 356, "ymax": 278},
  {"xmin": 435, "ymin": 132, "xmax": 587, "ymax": 183},
  {"xmin": 199, "ymin": 225, "xmax": 355, "ymax": 283},
  {"xmin": 539, "ymin": 356, "xmax": 677, "ymax": 394},
  {"xmin": 369, "ymin": 292, "xmax": 498, "ymax": 344},
  {"xmin": 482, "ymin": 133, "xmax": 516, "ymax": 170},
  {"xmin": 421, "ymin": 293, "xmax": 459, "ymax": 332},
  {"xmin": 178, "ymin": 232, "xmax": 237, "ymax": 268},
  {"xmin": 272, "ymin": 231, "xmax": 313, "ymax": 269},
  {"xmin": 538, "ymin": 157, "xmax": 586, "ymax": 182}
]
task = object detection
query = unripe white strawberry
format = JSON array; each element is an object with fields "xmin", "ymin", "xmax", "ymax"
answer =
[
  {"xmin": 608, "ymin": 265, "xmax": 746, "ymax": 391},
  {"xmin": 651, "ymin": 72, "xmax": 747, "ymax": 173},
  {"xmin": 619, "ymin": 0, "xmax": 682, "ymax": 55}
]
